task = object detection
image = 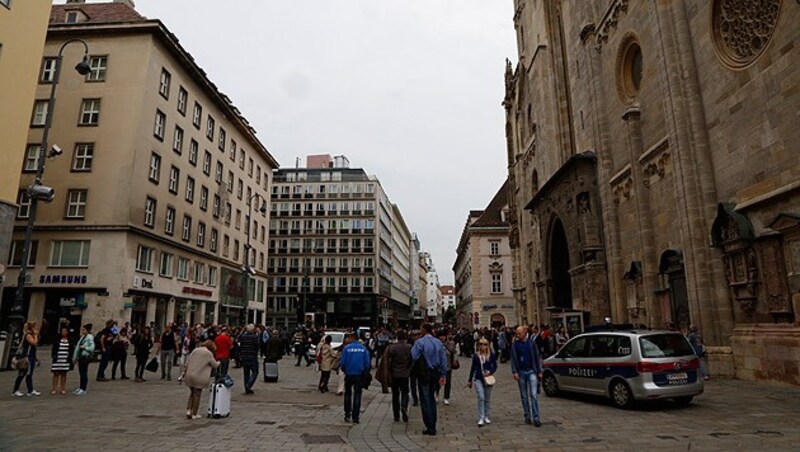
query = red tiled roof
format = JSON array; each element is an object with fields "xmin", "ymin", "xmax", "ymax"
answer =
[
  {"xmin": 471, "ymin": 179, "xmax": 509, "ymax": 228},
  {"xmin": 51, "ymin": 2, "xmax": 145, "ymax": 24}
]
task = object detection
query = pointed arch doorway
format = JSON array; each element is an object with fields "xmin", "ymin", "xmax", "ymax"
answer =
[{"xmin": 550, "ymin": 217, "xmax": 573, "ymax": 309}]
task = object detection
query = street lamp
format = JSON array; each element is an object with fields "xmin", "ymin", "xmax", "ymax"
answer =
[
  {"xmin": 241, "ymin": 193, "xmax": 267, "ymax": 325},
  {"xmin": 10, "ymin": 39, "xmax": 90, "ymax": 350}
]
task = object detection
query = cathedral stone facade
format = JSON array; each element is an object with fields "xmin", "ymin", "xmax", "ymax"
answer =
[{"xmin": 504, "ymin": 0, "xmax": 800, "ymax": 386}]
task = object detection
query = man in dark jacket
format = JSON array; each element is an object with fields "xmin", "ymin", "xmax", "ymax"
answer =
[
  {"xmin": 265, "ymin": 329, "xmax": 284, "ymax": 362},
  {"xmin": 388, "ymin": 330, "xmax": 413, "ymax": 422},
  {"xmin": 238, "ymin": 324, "xmax": 260, "ymax": 394}
]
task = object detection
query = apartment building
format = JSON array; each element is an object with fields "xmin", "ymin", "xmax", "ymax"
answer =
[
  {"xmin": 454, "ymin": 181, "xmax": 515, "ymax": 329},
  {"xmin": 1, "ymin": 1, "xmax": 278, "ymax": 336},
  {"xmin": 267, "ymin": 156, "xmax": 413, "ymax": 329},
  {"xmin": 420, "ymin": 251, "xmax": 441, "ymax": 321}
]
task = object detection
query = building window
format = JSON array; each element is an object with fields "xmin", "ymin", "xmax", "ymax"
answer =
[
  {"xmin": 490, "ymin": 241, "xmax": 500, "ymax": 256},
  {"xmin": 227, "ymin": 171, "xmax": 234, "ymax": 192},
  {"xmin": 8, "ymin": 240, "xmax": 38, "ymax": 267},
  {"xmin": 491, "ymin": 273, "xmax": 502, "ymax": 294},
  {"xmin": 248, "ymin": 157, "xmax": 254, "ymax": 177},
  {"xmin": 154, "ymin": 110, "xmax": 166, "ymax": 140},
  {"xmin": 223, "ymin": 235, "xmax": 230, "ymax": 257},
  {"xmin": 40, "ymin": 57, "xmax": 57, "ymax": 83},
  {"xmin": 16, "ymin": 190, "xmax": 31, "ymax": 219},
  {"xmin": 208, "ymin": 267, "xmax": 218, "ymax": 287},
  {"xmin": 225, "ymin": 202, "xmax": 232, "ymax": 225},
  {"xmin": 148, "ymin": 153, "xmax": 161, "ymax": 183},
  {"xmin": 215, "ymin": 161, "xmax": 223, "ymax": 184},
  {"xmin": 181, "ymin": 215, "xmax": 192, "ymax": 242},
  {"xmin": 206, "ymin": 116, "xmax": 215, "ymax": 141},
  {"xmin": 50, "ymin": 240, "xmax": 90, "ymax": 267},
  {"xmin": 189, "ymin": 139, "xmax": 198, "ymax": 166},
  {"xmin": 159, "ymin": 68, "xmax": 171, "ymax": 99},
  {"xmin": 200, "ymin": 186, "xmax": 209, "ymax": 211},
  {"xmin": 212, "ymin": 194, "xmax": 221, "ymax": 218},
  {"xmin": 71, "ymin": 143, "xmax": 94, "ymax": 172},
  {"xmin": 177, "ymin": 257, "xmax": 189, "ymax": 280},
  {"xmin": 177, "ymin": 86, "xmax": 187, "ymax": 115},
  {"xmin": 192, "ymin": 102, "xmax": 202, "ymax": 129},
  {"xmin": 185, "ymin": 176, "xmax": 195, "ymax": 203},
  {"xmin": 79, "ymin": 98, "xmax": 101, "ymax": 126},
  {"xmin": 617, "ymin": 37, "xmax": 643, "ymax": 104},
  {"xmin": 172, "ymin": 126, "xmax": 184, "ymax": 154},
  {"xmin": 65, "ymin": 189, "xmax": 87, "ymax": 219},
  {"xmin": 168, "ymin": 166, "xmax": 179, "ymax": 194},
  {"xmin": 218, "ymin": 128, "xmax": 226, "ymax": 152},
  {"xmin": 165, "ymin": 206, "xmax": 175, "ymax": 235},
  {"xmin": 159, "ymin": 252, "xmax": 173, "ymax": 277},
  {"xmin": 239, "ymin": 149, "xmax": 245, "ymax": 169},
  {"xmin": 229, "ymin": 140, "xmax": 236, "ymax": 162},
  {"xmin": 233, "ymin": 239, "xmax": 240, "ymax": 261},
  {"xmin": 237, "ymin": 179, "xmax": 243, "ymax": 200},
  {"xmin": 197, "ymin": 222, "xmax": 206, "ymax": 248},
  {"xmin": 194, "ymin": 262, "xmax": 205, "ymax": 284},
  {"xmin": 210, "ymin": 228, "xmax": 218, "ymax": 252},
  {"xmin": 256, "ymin": 166, "xmax": 261, "ymax": 184},
  {"xmin": 144, "ymin": 197, "xmax": 156, "ymax": 228},
  {"xmin": 135, "ymin": 245, "xmax": 154, "ymax": 273},
  {"xmin": 23, "ymin": 144, "xmax": 40, "ymax": 172},
  {"xmin": 86, "ymin": 55, "xmax": 108, "ymax": 82},
  {"xmin": 203, "ymin": 150, "xmax": 211, "ymax": 175},
  {"xmin": 31, "ymin": 100, "xmax": 48, "ymax": 126}
]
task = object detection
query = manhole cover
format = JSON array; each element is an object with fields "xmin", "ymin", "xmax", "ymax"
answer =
[{"xmin": 301, "ymin": 434, "xmax": 344, "ymax": 445}]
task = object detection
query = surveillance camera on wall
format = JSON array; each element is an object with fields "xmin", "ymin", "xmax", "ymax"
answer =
[{"xmin": 49, "ymin": 144, "xmax": 63, "ymax": 158}]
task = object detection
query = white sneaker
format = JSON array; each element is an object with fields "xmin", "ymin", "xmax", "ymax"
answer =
[
  {"xmin": 484, "ymin": 417, "xmax": 491, "ymax": 424},
  {"xmin": 443, "ymin": 399, "xmax": 450, "ymax": 405},
  {"xmin": 12, "ymin": 391, "xmax": 24, "ymax": 397},
  {"xmin": 75, "ymin": 389, "xmax": 87, "ymax": 396},
  {"xmin": 27, "ymin": 390, "xmax": 41, "ymax": 396},
  {"xmin": 73, "ymin": 388, "xmax": 81, "ymax": 394},
  {"xmin": 477, "ymin": 419, "xmax": 485, "ymax": 427}
]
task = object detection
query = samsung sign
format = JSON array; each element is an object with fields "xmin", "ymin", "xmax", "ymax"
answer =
[{"xmin": 40, "ymin": 274, "xmax": 88, "ymax": 284}]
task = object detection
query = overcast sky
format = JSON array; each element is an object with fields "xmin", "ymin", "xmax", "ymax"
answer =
[{"xmin": 70, "ymin": 1, "xmax": 517, "ymax": 284}]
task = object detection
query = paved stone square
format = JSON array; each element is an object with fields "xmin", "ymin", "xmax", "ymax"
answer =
[{"xmin": 1, "ymin": 356, "xmax": 799, "ymax": 451}]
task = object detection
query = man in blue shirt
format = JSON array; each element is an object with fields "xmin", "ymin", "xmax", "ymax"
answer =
[
  {"xmin": 510, "ymin": 325, "xmax": 543, "ymax": 426},
  {"xmin": 411, "ymin": 324, "xmax": 448, "ymax": 436},
  {"xmin": 339, "ymin": 333, "xmax": 371, "ymax": 423}
]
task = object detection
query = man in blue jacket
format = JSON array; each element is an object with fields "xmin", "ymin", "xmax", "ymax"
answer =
[
  {"xmin": 411, "ymin": 324, "xmax": 448, "ymax": 436},
  {"xmin": 510, "ymin": 325, "xmax": 543, "ymax": 426},
  {"xmin": 339, "ymin": 333, "xmax": 371, "ymax": 423}
]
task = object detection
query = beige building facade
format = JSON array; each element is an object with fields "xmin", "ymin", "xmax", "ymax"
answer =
[
  {"xmin": 454, "ymin": 181, "xmax": 516, "ymax": 329},
  {"xmin": 504, "ymin": 0, "xmax": 799, "ymax": 385},
  {"xmin": 1, "ymin": 1, "xmax": 278, "ymax": 337},
  {"xmin": 0, "ymin": 0, "xmax": 52, "ymax": 307}
]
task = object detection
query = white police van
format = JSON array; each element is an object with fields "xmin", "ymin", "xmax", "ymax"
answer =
[{"xmin": 541, "ymin": 330, "xmax": 704, "ymax": 408}]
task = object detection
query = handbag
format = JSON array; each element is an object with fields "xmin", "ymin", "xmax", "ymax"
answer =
[
  {"xmin": 451, "ymin": 358, "xmax": 460, "ymax": 370},
  {"xmin": 145, "ymin": 356, "xmax": 159, "ymax": 373},
  {"xmin": 483, "ymin": 375, "xmax": 496, "ymax": 386},
  {"xmin": 12, "ymin": 339, "xmax": 29, "ymax": 371}
]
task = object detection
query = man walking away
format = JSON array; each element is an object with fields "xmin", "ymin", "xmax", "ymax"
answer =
[
  {"xmin": 510, "ymin": 325, "xmax": 543, "ymax": 426},
  {"xmin": 408, "ymin": 330, "xmax": 420, "ymax": 406},
  {"xmin": 389, "ymin": 330, "xmax": 413, "ymax": 422},
  {"xmin": 339, "ymin": 333, "xmax": 370, "ymax": 424},
  {"xmin": 238, "ymin": 324, "xmax": 260, "ymax": 394},
  {"xmin": 411, "ymin": 324, "xmax": 448, "ymax": 436},
  {"xmin": 95, "ymin": 320, "xmax": 114, "ymax": 382}
]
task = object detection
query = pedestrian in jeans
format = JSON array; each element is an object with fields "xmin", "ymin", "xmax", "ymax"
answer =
[
  {"xmin": 12, "ymin": 322, "xmax": 41, "ymax": 397},
  {"xmin": 388, "ymin": 330, "xmax": 413, "ymax": 422},
  {"xmin": 411, "ymin": 324, "xmax": 448, "ymax": 436},
  {"xmin": 160, "ymin": 323, "xmax": 177, "ymax": 381},
  {"xmin": 687, "ymin": 325, "xmax": 710, "ymax": 381},
  {"xmin": 95, "ymin": 320, "xmax": 114, "ymax": 382},
  {"xmin": 468, "ymin": 338, "xmax": 497, "ymax": 426},
  {"xmin": 237, "ymin": 324, "xmax": 260, "ymax": 394},
  {"xmin": 436, "ymin": 331, "xmax": 456, "ymax": 405},
  {"xmin": 72, "ymin": 324, "xmax": 94, "ymax": 395},
  {"xmin": 339, "ymin": 333, "xmax": 371, "ymax": 424},
  {"xmin": 318, "ymin": 335, "xmax": 335, "ymax": 393},
  {"xmin": 133, "ymin": 326, "xmax": 153, "ymax": 382},
  {"xmin": 510, "ymin": 325, "xmax": 543, "ymax": 426}
]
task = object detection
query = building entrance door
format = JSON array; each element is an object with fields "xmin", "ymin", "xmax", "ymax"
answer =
[
  {"xmin": 661, "ymin": 250, "xmax": 691, "ymax": 331},
  {"xmin": 550, "ymin": 218, "xmax": 573, "ymax": 309}
]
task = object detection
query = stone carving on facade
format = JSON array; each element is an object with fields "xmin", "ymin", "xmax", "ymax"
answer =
[
  {"xmin": 712, "ymin": 0, "xmax": 782, "ymax": 69},
  {"xmin": 610, "ymin": 166, "xmax": 633, "ymax": 204},
  {"xmin": 595, "ymin": 0, "xmax": 630, "ymax": 51}
]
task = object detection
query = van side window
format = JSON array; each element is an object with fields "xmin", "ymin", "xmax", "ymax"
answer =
[
  {"xmin": 561, "ymin": 337, "xmax": 588, "ymax": 358},
  {"xmin": 588, "ymin": 335, "xmax": 632, "ymax": 358}
]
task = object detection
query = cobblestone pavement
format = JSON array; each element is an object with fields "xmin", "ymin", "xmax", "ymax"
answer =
[{"xmin": 1, "ymin": 355, "xmax": 799, "ymax": 451}]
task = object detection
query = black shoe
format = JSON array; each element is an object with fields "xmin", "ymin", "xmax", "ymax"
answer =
[
  {"xmin": 534, "ymin": 419, "xmax": 542, "ymax": 427},
  {"xmin": 524, "ymin": 418, "xmax": 532, "ymax": 425},
  {"xmin": 111, "ymin": 377, "xmax": 116, "ymax": 380},
  {"xmin": 402, "ymin": 413, "xmax": 409, "ymax": 423},
  {"xmin": 412, "ymin": 401, "xmax": 418, "ymax": 407},
  {"xmin": 306, "ymin": 362, "xmax": 312, "ymax": 367},
  {"xmin": 422, "ymin": 430, "xmax": 436, "ymax": 436},
  {"xmin": 394, "ymin": 417, "xmax": 400, "ymax": 422},
  {"xmin": 353, "ymin": 419, "xmax": 360, "ymax": 424},
  {"xmin": 295, "ymin": 364, "xmax": 300, "ymax": 367},
  {"xmin": 344, "ymin": 415, "xmax": 351, "ymax": 423},
  {"xmin": 121, "ymin": 376, "xmax": 130, "ymax": 380}
]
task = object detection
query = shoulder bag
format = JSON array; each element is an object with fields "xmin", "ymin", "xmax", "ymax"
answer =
[
  {"xmin": 12, "ymin": 338, "xmax": 29, "ymax": 371},
  {"xmin": 480, "ymin": 355, "xmax": 495, "ymax": 385}
]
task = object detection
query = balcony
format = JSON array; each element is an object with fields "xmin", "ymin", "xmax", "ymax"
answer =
[
  {"xmin": 351, "ymin": 287, "xmax": 361, "ymax": 293},
  {"xmin": 290, "ymin": 229, "xmax": 300, "ymax": 234},
  {"xmin": 339, "ymin": 229, "xmax": 349, "ymax": 234},
  {"xmin": 314, "ymin": 267, "xmax": 324, "ymax": 272},
  {"xmin": 326, "ymin": 267, "xmax": 336, "ymax": 273},
  {"xmin": 288, "ymin": 267, "xmax": 299, "ymax": 273},
  {"xmin": 338, "ymin": 267, "xmax": 348, "ymax": 273}
]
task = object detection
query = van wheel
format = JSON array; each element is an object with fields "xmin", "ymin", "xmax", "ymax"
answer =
[
  {"xmin": 610, "ymin": 380, "xmax": 633, "ymax": 409},
  {"xmin": 542, "ymin": 373, "xmax": 559, "ymax": 397},
  {"xmin": 673, "ymin": 396, "xmax": 693, "ymax": 406}
]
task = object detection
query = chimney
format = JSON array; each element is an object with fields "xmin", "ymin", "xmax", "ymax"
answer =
[{"xmin": 113, "ymin": 0, "xmax": 136, "ymax": 9}]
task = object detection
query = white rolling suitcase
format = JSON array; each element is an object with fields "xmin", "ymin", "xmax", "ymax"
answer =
[
  {"xmin": 208, "ymin": 382, "xmax": 231, "ymax": 418},
  {"xmin": 264, "ymin": 360, "xmax": 279, "ymax": 382}
]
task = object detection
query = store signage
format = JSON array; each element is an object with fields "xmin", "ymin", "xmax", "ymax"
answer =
[
  {"xmin": 40, "ymin": 274, "xmax": 87, "ymax": 284},
  {"xmin": 182, "ymin": 286, "xmax": 212, "ymax": 297},
  {"xmin": 141, "ymin": 279, "xmax": 154, "ymax": 289},
  {"xmin": 59, "ymin": 293, "xmax": 86, "ymax": 308},
  {"xmin": 482, "ymin": 304, "xmax": 498, "ymax": 311},
  {"xmin": 501, "ymin": 304, "xmax": 515, "ymax": 309}
]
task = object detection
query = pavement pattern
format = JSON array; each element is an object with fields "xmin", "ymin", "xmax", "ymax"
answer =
[{"xmin": 1, "ymin": 354, "xmax": 799, "ymax": 451}]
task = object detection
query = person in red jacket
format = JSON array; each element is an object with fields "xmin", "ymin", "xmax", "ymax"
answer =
[{"xmin": 214, "ymin": 326, "xmax": 233, "ymax": 381}]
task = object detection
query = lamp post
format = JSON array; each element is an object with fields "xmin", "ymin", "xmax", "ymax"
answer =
[
  {"xmin": 241, "ymin": 193, "xmax": 267, "ymax": 326},
  {"xmin": 9, "ymin": 39, "xmax": 90, "ymax": 350}
]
